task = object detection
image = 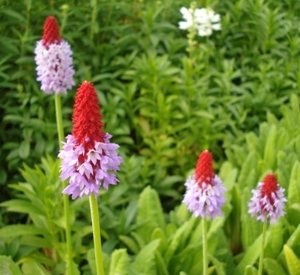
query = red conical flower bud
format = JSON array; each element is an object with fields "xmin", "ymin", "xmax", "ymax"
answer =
[
  {"xmin": 195, "ymin": 150, "xmax": 214, "ymax": 187},
  {"xmin": 42, "ymin": 16, "xmax": 61, "ymax": 46},
  {"xmin": 261, "ymin": 174, "xmax": 278, "ymax": 204},
  {"xmin": 72, "ymin": 81, "xmax": 105, "ymax": 150}
]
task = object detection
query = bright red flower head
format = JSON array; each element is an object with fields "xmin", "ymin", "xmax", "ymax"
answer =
[
  {"xmin": 42, "ymin": 16, "xmax": 61, "ymax": 46},
  {"xmin": 195, "ymin": 150, "xmax": 214, "ymax": 187},
  {"xmin": 72, "ymin": 81, "xmax": 105, "ymax": 150},
  {"xmin": 261, "ymin": 174, "xmax": 278, "ymax": 204}
]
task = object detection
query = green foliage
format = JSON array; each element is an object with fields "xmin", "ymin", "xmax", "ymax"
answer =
[
  {"xmin": 109, "ymin": 249, "xmax": 129, "ymax": 275},
  {"xmin": 1, "ymin": 0, "xmax": 300, "ymax": 274},
  {"xmin": 283, "ymin": 245, "xmax": 300, "ymax": 275},
  {"xmin": 0, "ymin": 255, "xmax": 22, "ymax": 275}
]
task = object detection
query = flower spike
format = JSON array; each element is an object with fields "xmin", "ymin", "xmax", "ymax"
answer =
[
  {"xmin": 248, "ymin": 173, "xmax": 286, "ymax": 224},
  {"xmin": 34, "ymin": 16, "xmax": 75, "ymax": 94},
  {"xmin": 58, "ymin": 81, "xmax": 123, "ymax": 199},
  {"xmin": 183, "ymin": 150, "xmax": 226, "ymax": 219}
]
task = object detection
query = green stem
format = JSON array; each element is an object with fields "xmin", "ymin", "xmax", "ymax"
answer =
[
  {"xmin": 54, "ymin": 94, "xmax": 73, "ymax": 274},
  {"xmin": 90, "ymin": 0, "xmax": 97, "ymax": 40},
  {"xmin": 202, "ymin": 217, "xmax": 208, "ymax": 275},
  {"xmin": 89, "ymin": 195, "xmax": 105, "ymax": 275},
  {"xmin": 258, "ymin": 220, "xmax": 268, "ymax": 275}
]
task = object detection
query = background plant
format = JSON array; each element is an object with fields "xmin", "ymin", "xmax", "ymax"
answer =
[{"xmin": 1, "ymin": 0, "xmax": 300, "ymax": 274}]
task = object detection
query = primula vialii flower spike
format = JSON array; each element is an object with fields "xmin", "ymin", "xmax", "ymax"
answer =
[
  {"xmin": 58, "ymin": 81, "xmax": 123, "ymax": 199},
  {"xmin": 248, "ymin": 173, "xmax": 286, "ymax": 224},
  {"xmin": 183, "ymin": 150, "xmax": 226, "ymax": 219},
  {"xmin": 34, "ymin": 16, "xmax": 75, "ymax": 94}
]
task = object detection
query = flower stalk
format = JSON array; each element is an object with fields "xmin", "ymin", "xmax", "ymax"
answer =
[
  {"xmin": 89, "ymin": 195, "xmax": 105, "ymax": 275},
  {"xmin": 258, "ymin": 219, "xmax": 268, "ymax": 275},
  {"xmin": 55, "ymin": 94, "xmax": 73, "ymax": 274},
  {"xmin": 202, "ymin": 217, "xmax": 208, "ymax": 275}
]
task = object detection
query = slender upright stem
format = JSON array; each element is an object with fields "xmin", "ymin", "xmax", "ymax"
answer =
[
  {"xmin": 202, "ymin": 217, "xmax": 208, "ymax": 275},
  {"xmin": 258, "ymin": 220, "xmax": 268, "ymax": 275},
  {"xmin": 54, "ymin": 94, "xmax": 73, "ymax": 274},
  {"xmin": 89, "ymin": 195, "xmax": 105, "ymax": 275},
  {"xmin": 90, "ymin": 0, "xmax": 97, "ymax": 40}
]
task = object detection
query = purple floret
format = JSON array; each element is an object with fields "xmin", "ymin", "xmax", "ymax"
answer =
[{"xmin": 183, "ymin": 175, "xmax": 226, "ymax": 219}]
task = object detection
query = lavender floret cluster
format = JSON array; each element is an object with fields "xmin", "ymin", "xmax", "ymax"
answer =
[
  {"xmin": 34, "ymin": 40, "xmax": 75, "ymax": 94},
  {"xmin": 183, "ymin": 175, "xmax": 226, "ymax": 219},
  {"xmin": 58, "ymin": 133, "xmax": 123, "ymax": 199},
  {"xmin": 248, "ymin": 182, "xmax": 286, "ymax": 224}
]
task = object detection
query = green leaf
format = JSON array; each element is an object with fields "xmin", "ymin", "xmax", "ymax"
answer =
[
  {"xmin": 210, "ymin": 255, "xmax": 226, "ymax": 275},
  {"xmin": 0, "ymin": 255, "xmax": 22, "ymax": 275},
  {"xmin": 87, "ymin": 249, "xmax": 97, "ymax": 275},
  {"xmin": 18, "ymin": 140, "xmax": 30, "ymax": 159},
  {"xmin": 238, "ymin": 152, "xmax": 257, "ymax": 188},
  {"xmin": 264, "ymin": 222, "xmax": 283, "ymax": 258},
  {"xmin": 154, "ymin": 251, "xmax": 168, "ymax": 275},
  {"xmin": 164, "ymin": 217, "xmax": 197, "ymax": 265},
  {"xmin": 263, "ymin": 258, "xmax": 287, "ymax": 275},
  {"xmin": 234, "ymin": 234, "xmax": 264, "ymax": 275},
  {"xmin": 1, "ymin": 199, "xmax": 45, "ymax": 216},
  {"xmin": 208, "ymin": 217, "xmax": 225, "ymax": 239},
  {"xmin": 241, "ymin": 187, "xmax": 262, "ymax": 250},
  {"xmin": 119, "ymin": 235, "xmax": 139, "ymax": 254},
  {"xmin": 131, "ymin": 239, "xmax": 160, "ymax": 275},
  {"xmin": 284, "ymin": 245, "xmax": 300, "ymax": 275},
  {"xmin": 263, "ymin": 125, "xmax": 277, "ymax": 169},
  {"xmin": 288, "ymin": 161, "xmax": 300, "ymax": 205},
  {"xmin": 0, "ymin": 225, "xmax": 50, "ymax": 239},
  {"xmin": 109, "ymin": 249, "xmax": 129, "ymax": 275},
  {"xmin": 288, "ymin": 203, "xmax": 300, "ymax": 227},
  {"xmin": 151, "ymin": 227, "xmax": 167, "ymax": 253},
  {"xmin": 21, "ymin": 261, "xmax": 51, "ymax": 275},
  {"xmin": 284, "ymin": 223, "xmax": 300, "ymax": 251},
  {"xmin": 136, "ymin": 186, "xmax": 165, "ymax": 243},
  {"xmin": 243, "ymin": 265, "xmax": 257, "ymax": 275},
  {"xmin": 278, "ymin": 223, "xmax": 300, "ymax": 264}
]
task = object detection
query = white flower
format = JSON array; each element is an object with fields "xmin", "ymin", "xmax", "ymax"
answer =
[
  {"xmin": 179, "ymin": 7, "xmax": 221, "ymax": 37},
  {"xmin": 179, "ymin": 7, "xmax": 194, "ymax": 30}
]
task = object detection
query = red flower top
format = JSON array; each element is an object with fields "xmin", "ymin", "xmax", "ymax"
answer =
[
  {"xmin": 42, "ymin": 16, "xmax": 61, "ymax": 46},
  {"xmin": 72, "ymin": 81, "xmax": 105, "ymax": 151},
  {"xmin": 261, "ymin": 174, "xmax": 278, "ymax": 204},
  {"xmin": 195, "ymin": 150, "xmax": 214, "ymax": 187}
]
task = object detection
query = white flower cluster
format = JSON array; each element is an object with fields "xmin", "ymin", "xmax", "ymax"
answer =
[{"xmin": 179, "ymin": 7, "xmax": 221, "ymax": 37}]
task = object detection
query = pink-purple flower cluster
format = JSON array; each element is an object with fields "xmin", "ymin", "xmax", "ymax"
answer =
[
  {"xmin": 183, "ymin": 174, "xmax": 226, "ymax": 219},
  {"xmin": 248, "ymin": 174, "xmax": 286, "ymax": 224},
  {"xmin": 58, "ymin": 134, "xmax": 122, "ymax": 199},
  {"xmin": 183, "ymin": 150, "xmax": 226, "ymax": 219},
  {"xmin": 34, "ymin": 16, "xmax": 75, "ymax": 94}
]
